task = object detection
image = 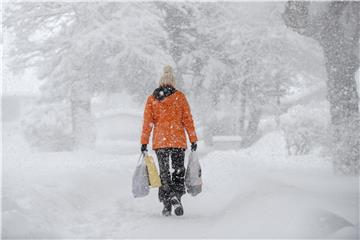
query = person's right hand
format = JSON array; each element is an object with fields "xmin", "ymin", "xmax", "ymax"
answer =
[
  {"xmin": 191, "ymin": 142, "xmax": 197, "ymax": 152},
  {"xmin": 141, "ymin": 144, "xmax": 147, "ymax": 154}
]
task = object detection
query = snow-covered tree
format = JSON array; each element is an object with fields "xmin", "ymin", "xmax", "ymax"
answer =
[
  {"xmin": 155, "ymin": 2, "xmax": 198, "ymax": 89},
  {"xmin": 283, "ymin": 1, "xmax": 360, "ymax": 175},
  {"xmin": 4, "ymin": 2, "xmax": 168, "ymax": 150},
  {"xmin": 153, "ymin": 2, "xmax": 323, "ymax": 147},
  {"xmin": 4, "ymin": 1, "xmax": 337, "ymax": 155},
  {"xmin": 201, "ymin": 3, "xmax": 307, "ymax": 146}
]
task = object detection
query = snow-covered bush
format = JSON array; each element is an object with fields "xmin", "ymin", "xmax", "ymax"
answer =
[
  {"xmin": 21, "ymin": 101, "xmax": 74, "ymax": 151},
  {"xmin": 281, "ymin": 103, "xmax": 330, "ymax": 155}
]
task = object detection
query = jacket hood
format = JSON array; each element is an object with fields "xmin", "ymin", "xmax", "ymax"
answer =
[{"xmin": 153, "ymin": 85, "xmax": 177, "ymax": 101}]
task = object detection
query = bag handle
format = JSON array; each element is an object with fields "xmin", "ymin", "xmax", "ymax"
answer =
[
  {"xmin": 137, "ymin": 153, "xmax": 144, "ymax": 165},
  {"xmin": 137, "ymin": 151, "xmax": 150, "ymax": 164}
]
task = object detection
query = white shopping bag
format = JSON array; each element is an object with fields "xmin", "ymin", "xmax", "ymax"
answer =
[
  {"xmin": 132, "ymin": 154, "xmax": 150, "ymax": 198},
  {"xmin": 185, "ymin": 151, "xmax": 202, "ymax": 196}
]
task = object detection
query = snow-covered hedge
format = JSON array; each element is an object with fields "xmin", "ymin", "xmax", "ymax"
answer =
[
  {"xmin": 281, "ymin": 103, "xmax": 330, "ymax": 155},
  {"xmin": 21, "ymin": 102, "xmax": 74, "ymax": 151}
]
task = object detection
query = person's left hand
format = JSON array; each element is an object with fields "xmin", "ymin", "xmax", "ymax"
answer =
[
  {"xmin": 191, "ymin": 142, "xmax": 197, "ymax": 152},
  {"xmin": 141, "ymin": 144, "xmax": 147, "ymax": 154}
]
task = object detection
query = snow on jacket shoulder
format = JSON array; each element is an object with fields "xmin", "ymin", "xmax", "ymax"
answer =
[{"xmin": 140, "ymin": 89, "xmax": 198, "ymax": 150}]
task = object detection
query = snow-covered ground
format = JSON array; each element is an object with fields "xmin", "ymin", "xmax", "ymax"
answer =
[{"xmin": 2, "ymin": 117, "xmax": 359, "ymax": 239}]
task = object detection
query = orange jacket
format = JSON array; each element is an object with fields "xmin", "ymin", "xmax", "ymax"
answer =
[{"xmin": 141, "ymin": 90, "xmax": 198, "ymax": 150}]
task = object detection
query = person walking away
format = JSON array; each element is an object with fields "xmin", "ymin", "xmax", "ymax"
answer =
[{"xmin": 140, "ymin": 65, "xmax": 198, "ymax": 216}]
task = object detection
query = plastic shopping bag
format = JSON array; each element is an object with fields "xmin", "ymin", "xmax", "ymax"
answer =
[
  {"xmin": 185, "ymin": 151, "xmax": 202, "ymax": 196},
  {"xmin": 144, "ymin": 153, "xmax": 162, "ymax": 188},
  {"xmin": 132, "ymin": 154, "xmax": 150, "ymax": 198}
]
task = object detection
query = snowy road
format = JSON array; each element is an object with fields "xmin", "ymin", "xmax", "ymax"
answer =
[{"xmin": 3, "ymin": 129, "xmax": 359, "ymax": 239}]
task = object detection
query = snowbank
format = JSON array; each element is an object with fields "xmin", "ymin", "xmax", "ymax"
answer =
[{"xmin": 2, "ymin": 126, "xmax": 359, "ymax": 238}]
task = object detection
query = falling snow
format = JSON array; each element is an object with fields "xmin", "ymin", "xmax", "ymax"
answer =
[{"xmin": 2, "ymin": 1, "xmax": 359, "ymax": 239}]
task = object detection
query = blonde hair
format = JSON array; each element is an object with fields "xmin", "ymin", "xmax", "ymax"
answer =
[{"xmin": 159, "ymin": 65, "xmax": 176, "ymax": 87}]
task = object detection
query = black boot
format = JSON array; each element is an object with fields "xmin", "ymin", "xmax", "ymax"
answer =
[
  {"xmin": 162, "ymin": 200, "xmax": 172, "ymax": 216},
  {"xmin": 170, "ymin": 196, "xmax": 183, "ymax": 216}
]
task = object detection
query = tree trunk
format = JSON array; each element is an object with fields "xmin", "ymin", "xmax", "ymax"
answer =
[
  {"xmin": 275, "ymin": 94, "xmax": 281, "ymax": 129},
  {"xmin": 283, "ymin": 1, "xmax": 360, "ymax": 175},
  {"xmin": 242, "ymin": 105, "xmax": 262, "ymax": 148},
  {"xmin": 320, "ymin": 3, "xmax": 359, "ymax": 175},
  {"xmin": 175, "ymin": 68, "xmax": 184, "ymax": 90},
  {"xmin": 238, "ymin": 80, "xmax": 247, "ymax": 137},
  {"xmin": 274, "ymin": 79, "xmax": 281, "ymax": 129},
  {"xmin": 322, "ymin": 34, "xmax": 359, "ymax": 175},
  {"xmin": 70, "ymin": 80, "xmax": 96, "ymax": 149}
]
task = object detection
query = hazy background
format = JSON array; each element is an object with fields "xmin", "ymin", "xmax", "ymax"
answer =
[{"xmin": 2, "ymin": 1, "xmax": 359, "ymax": 238}]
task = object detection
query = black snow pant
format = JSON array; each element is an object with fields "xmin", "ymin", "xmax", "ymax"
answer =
[{"xmin": 155, "ymin": 148, "xmax": 186, "ymax": 203}]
